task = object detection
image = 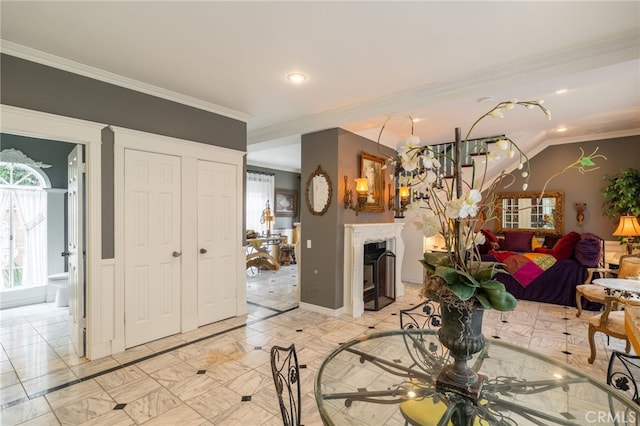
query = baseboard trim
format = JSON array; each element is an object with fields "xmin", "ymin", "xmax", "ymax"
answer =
[{"xmin": 299, "ymin": 302, "xmax": 344, "ymax": 317}]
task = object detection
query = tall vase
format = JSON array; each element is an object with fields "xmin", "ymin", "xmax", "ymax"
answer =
[{"xmin": 436, "ymin": 300, "xmax": 486, "ymax": 399}]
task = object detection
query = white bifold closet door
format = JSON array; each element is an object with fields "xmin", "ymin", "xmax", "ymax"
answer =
[
  {"xmin": 197, "ymin": 160, "xmax": 237, "ymax": 325},
  {"xmin": 124, "ymin": 149, "xmax": 181, "ymax": 348}
]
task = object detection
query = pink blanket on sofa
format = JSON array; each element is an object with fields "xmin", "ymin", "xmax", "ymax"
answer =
[{"xmin": 490, "ymin": 250, "xmax": 557, "ymax": 287}]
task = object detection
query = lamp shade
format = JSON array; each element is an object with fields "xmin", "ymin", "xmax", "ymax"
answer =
[
  {"xmin": 613, "ymin": 215, "xmax": 640, "ymax": 237},
  {"xmin": 355, "ymin": 178, "xmax": 369, "ymax": 194},
  {"xmin": 399, "ymin": 186, "xmax": 410, "ymax": 199}
]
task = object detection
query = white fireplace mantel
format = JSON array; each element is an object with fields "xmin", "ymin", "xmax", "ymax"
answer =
[{"xmin": 343, "ymin": 223, "xmax": 405, "ymax": 318}]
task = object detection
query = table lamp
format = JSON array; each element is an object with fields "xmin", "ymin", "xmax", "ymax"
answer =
[
  {"xmin": 260, "ymin": 200, "xmax": 274, "ymax": 236},
  {"xmin": 612, "ymin": 215, "xmax": 640, "ymax": 255}
]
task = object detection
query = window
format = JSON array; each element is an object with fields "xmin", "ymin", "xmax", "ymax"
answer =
[
  {"xmin": 246, "ymin": 171, "xmax": 274, "ymax": 234},
  {"xmin": 0, "ymin": 162, "xmax": 49, "ymax": 290}
]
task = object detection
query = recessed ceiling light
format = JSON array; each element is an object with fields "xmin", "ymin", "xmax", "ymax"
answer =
[
  {"xmin": 556, "ymin": 126, "xmax": 569, "ymax": 132},
  {"xmin": 287, "ymin": 72, "xmax": 307, "ymax": 84},
  {"xmin": 555, "ymin": 89, "xmax": 568, "ymax": 95}
]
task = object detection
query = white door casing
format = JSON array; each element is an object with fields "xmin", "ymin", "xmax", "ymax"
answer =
[
  {"xmin": 197, "ymin": 160, "xmax": 237, "ymax": 325},
  {"xmin": 1, "ymin": 105, "xmax": 103, "ymax": 360},
  {"xmin": 67, "ymin": 145, "xmax": 85, "ymax": 357},
  {"xmin": 124, "ymin": 149, "xmax": 181, "ymax": 348}
]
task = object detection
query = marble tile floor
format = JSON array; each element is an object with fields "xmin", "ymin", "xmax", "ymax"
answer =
[{"xmin": 1, "ymin": 269, "xmax": 631, "ymax": 425}]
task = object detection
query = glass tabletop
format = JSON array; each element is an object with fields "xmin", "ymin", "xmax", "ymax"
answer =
[{"xmin": 314, "ymin": 329, "xmax": 639, "ymax": 425}]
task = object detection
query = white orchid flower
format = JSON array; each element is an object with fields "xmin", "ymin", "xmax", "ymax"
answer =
[
  {"xmin": 414, "ymin": 211, "xmax": 440, "ymax": 237},
  {"xmin": 495, "ymin": 139, "xmax": 509, "ymax": 151},
  {"xmin": 486, "ymin": 151, "xmax": 501, "ymax": 162},
  {"xmin": 445, "ymin": 198, "xmax": 464, "ymax": 219},
  {"xmin": 458, "ymin": 189, "xmax": 482, "ymax": 218},
  {"xmin": 400, "ymin": 153, "xmax": 419, "ymax": 172},
  {"xmin": 421, "ymin": 151, "xmax": 441, "ymax": 169},
  {"xmin": 424, "ymin": 170, "xmax": 438, "ymax": 184},
  {"xmin": 489, "ymin": 108, "xmax": 504, "ymax": 119},
  {"xmin": 398, "ymin": 135, "xmax": 421, "ymax": 156}
]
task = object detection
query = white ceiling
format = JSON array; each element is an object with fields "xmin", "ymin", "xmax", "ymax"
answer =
[{"xmin": 1, "ymin": 1, "xmax": 639, "ymax": 173}]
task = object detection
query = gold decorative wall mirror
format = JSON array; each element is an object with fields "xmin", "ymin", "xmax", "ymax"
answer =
[
  {"xmin": 495, "ymin": 190, "xmax": 564, "ymax": 235},
  {"xmin": 306, "ymin": 165, "xmax": 333, "ymax": 216}
]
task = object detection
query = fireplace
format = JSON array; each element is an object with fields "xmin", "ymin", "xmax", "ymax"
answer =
[
  {"xmin": 343, "ymin": 223, "xmax": 404, "ymax": 318},
  {"xmin": 363, "ymin": 242, "xmax": 396, "ymax": 311}
]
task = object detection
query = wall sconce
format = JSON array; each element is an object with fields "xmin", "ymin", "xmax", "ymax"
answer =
[
  {"xmin": 575, "ymin": 203, "xmax": 586, "ymax": 226},
  {"xmin": 260, "ymin": 199, "xmax": 274, "ymax": 236},
  {"xmin": 389, "ymin": 183, "xmax": 410, "ymax": 218},
  {"xmin": 613, "ymin": 215, "xmax": 640, "ymax": 255},
  {"xmin": 343, "ymin": 175, "xmax": 368, "ymax": 215}
]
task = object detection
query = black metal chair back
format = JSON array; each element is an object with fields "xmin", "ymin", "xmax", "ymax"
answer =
[
  {"xmin": 399, "ymin": 299, "xmax": 442, "ymax": 330},
  {"xmin": 607, "ymin": 351, "xmax": 640, "ymax": 404},
  {"xmin": 270, "ymin": 344, "xmax": 301, "ymax": 425}
]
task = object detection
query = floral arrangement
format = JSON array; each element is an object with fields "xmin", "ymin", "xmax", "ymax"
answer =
[{"xmin": 390, "ymin": 100, "xmax": 603, "ymax": 312}]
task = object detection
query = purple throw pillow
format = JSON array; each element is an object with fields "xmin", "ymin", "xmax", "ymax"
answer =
[
  {"xmin": 574, "ymin": 234, "xmax": 602, "ymax": 267},
  {"xmin": 502, "ymin": 231, "xmax": 535, "ymax": 252}
]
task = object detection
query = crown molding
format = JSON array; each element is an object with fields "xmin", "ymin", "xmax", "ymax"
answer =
[
  {"xmin": 0, "ymin": 40, "xmax": 251, "ymax": 123},
  {"xmin": 248, "ymin": 31, "xmax": 640, "ymax": 145}
]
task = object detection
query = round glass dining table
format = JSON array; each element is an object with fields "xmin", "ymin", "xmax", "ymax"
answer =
[{"xmin": 314, "ymin": 329, "xmax": 639, "ymax": 425}]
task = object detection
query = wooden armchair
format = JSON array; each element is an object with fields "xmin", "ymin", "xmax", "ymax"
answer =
[
  {"xmin": 576, "ymin": 254, "xmax": 640, "ymax": 317},
  {"xmin": 588, "ymin": 294, "xmax": 640, "ymax": 364}
]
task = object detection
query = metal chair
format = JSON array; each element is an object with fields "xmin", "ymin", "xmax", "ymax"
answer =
[
  {"xmin": 576, "ymin": 254, "xmax": 640, "ymax": 317},
  {"xmin": 607, "ymin": 351, "xmax": 640, "ymax": 404},
  {"xmin": 400, "ymin": 299, "xmax": 442, "ymax": 330},
  {"xmin": 270, "ymin": 344, "xmax": 301, "ymax": 426}
]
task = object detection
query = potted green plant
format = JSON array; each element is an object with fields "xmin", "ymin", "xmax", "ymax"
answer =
[{"xmin": 602, "ymin": 168, "xmax": 640, "ymax": 218}]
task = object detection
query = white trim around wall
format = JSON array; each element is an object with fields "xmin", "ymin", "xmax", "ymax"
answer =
[{"xmin": 1, "ymin": 104, "xmax": 105, "ymax": 360}]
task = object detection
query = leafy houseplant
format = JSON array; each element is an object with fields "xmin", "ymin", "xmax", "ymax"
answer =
[
  {"xmin": 389, "ymin": 100, "xmax": 606, "ymax": 396},
  {"xmin": 601, "ymin": 168, "xmax": 640, "ymax": 218},
  {"xmin": 393, "ymin": 101, "xmax": 606, "ymax": 313},
  {"xmin": 601, "ymin": 168, "xmax": 640, "ymax": 252}
]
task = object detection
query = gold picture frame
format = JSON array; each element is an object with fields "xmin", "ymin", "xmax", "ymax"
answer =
[{"xmin": 360, "ymin": 151, "xmax": 385, "ymax": 212}]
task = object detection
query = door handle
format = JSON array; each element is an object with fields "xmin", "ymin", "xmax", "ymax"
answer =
[
  {"xmin": 200, "ymin": 248, "xmax": 208, "ymax": 254},
  {"xmin": 61, "ymin": 251, "xmax": 71, "ymax": 257},
  {"xmin": 172, "ymin": 251, "xmax": 182, "ymax": 257}
]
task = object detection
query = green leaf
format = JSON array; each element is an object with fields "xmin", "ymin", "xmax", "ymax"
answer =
[
  {"xmin": 482, "ymin": 289, "xmax": 518, "ymax": 311},
  {"xmin": 475, "ymin": 293, "xmax": 492, "ymax": 309},
  {"xmin": 579, "ymin": 157, "xmax": 595, "ymax": 167},
  {"xmin": 422, "ymin": 252, "xmax": 452, "ymax": 268},
  {"xmin": 449, "ymin": 282, "xmax": 476, "ymax": 301},
  {"xmin": 478, "ymin": 280, "xmax": 506, "ymax": 291},
  {"xmin": 434, "ymin": 266, "xmax": 460, "ymax": 285}
]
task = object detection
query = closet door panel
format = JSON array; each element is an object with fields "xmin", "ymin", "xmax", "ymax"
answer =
[
  {"xmin": 124, "ymin": 149, "xmax": 181, "ymax": 348},
  {"xmin": 197, "ymin": 160, "xmax": 237, "ymax": 325}
]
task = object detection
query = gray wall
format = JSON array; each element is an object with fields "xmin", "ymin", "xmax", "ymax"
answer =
[
  {"xmin": 1, "ymin": 55, "xmax": 246, "ymax": 150},
  {"xmin": 1, "ymin": 54, "xmax": 247, "ymax": 259},
  {"xmin": 494, "ymin": 135, "xmax": 640, "ymax": 238},
  {"xmin": 246, "ymin": 165, "xmax": 301, "ymax": 230},
  {"xmin": 300, "ymin": 128, "xmax": 395, "ymax": 310}
]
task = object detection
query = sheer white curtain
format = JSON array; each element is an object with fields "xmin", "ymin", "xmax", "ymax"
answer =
[
  {"xmin": 246, "ymin": 172, "xmax": 274, "ymax": 233},
  {"xmin": 13, "ymin": 189, "xmax": 47, "ymax": 287},
  {"xmin": 0, "ymin": 189, "xmax": 12, "ymax": 289}
]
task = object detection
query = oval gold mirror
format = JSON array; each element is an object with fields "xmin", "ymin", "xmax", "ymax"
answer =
[{"xmin": 306, "ymin": 165, "xmax": 332, "ymax": 216}]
